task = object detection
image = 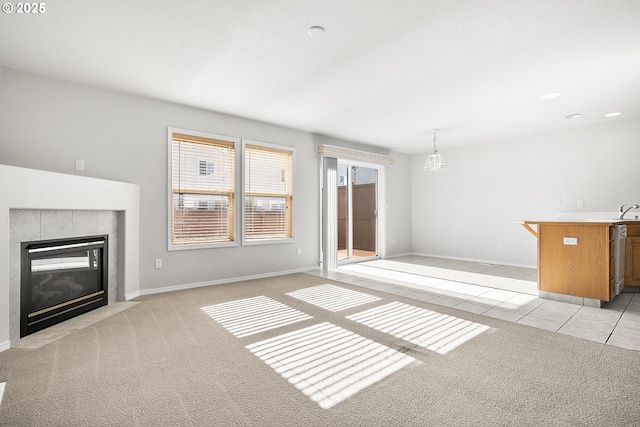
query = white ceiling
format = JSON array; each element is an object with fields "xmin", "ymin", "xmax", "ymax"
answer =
[{"xmin": 1, "ymin": 0, "xmax": 639, "ymax": 153}]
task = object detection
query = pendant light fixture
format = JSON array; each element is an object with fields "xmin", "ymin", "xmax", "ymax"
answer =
[{"xmin": 423, "ymin": 129, "xmax": 447, "ymax": 172}]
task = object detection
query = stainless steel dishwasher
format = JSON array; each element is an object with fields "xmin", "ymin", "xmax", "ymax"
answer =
[{"xmin": 614, "ymin": 224, "xmax": 627, "ymax": 295}]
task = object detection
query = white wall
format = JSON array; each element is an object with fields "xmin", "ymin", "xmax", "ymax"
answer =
[
  {"xmin": 411, "ymin": 118, "xmax": 640, "ymax": 267},
  {"xmin": 0, "ymin": 67, "xmax": 412, "ymax": 293},
  {"xmin": 384, "ymin": 149, "xmax": 412, "ymax": 256}
]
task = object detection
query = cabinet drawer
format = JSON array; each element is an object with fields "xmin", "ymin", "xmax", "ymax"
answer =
[{"xmin": 627, "ymin": 224, "xmax": 640, "ymax": 237}]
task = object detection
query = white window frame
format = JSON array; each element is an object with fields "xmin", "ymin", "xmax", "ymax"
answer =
[
  {"xmin": 167, "ymin": 127, "xmax": 240, "ymax": 251},
  {"xmin": 241, "ymin": 139, "xmax": 295, "ymax": 246}
]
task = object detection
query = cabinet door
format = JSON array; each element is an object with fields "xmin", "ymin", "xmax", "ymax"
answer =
[
  {"xmin": 626, "ymin": 237, "xmax": 640, "ymax": 287},
  {"xmin": 538, "ymin": 224, "xmax": 611, "ymax": 300}
]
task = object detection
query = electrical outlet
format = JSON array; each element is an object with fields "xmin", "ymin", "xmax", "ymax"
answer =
[
  {"xmin": 296, "ymin": 248, "xmax": 302, "ymax": 255},
  {"xmin": 555, "ymin": 197, "xmax": 562, "ymax": 205},
  {"xmin": 577, "ymin": 200, "xmax": 584, "ymax": 208},
  {"xmin": 155, "ymin": 259, "xmax": 162, "ymax": 269},
  {"xmin": 75, "ymin": 160, "xmax": 85, "ymax": 171}
]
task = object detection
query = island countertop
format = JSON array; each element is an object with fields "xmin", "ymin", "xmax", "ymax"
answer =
[
  {"xmin": 520, "ymin": 219, "xmax": 626, "ymax": 225},
  {"xmin": 517, "ymin": 219, "xmax": 634, "ymax": 237}
]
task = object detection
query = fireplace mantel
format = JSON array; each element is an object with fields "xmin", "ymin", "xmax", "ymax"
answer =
[{"xmin": 0, "ymin": 164, "xmax": 140, "ymax": 351}]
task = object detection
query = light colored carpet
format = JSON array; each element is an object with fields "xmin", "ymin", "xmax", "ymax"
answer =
[{"xmin": 1, "ymin": 273, "xmax": 639, "ymax": 426}]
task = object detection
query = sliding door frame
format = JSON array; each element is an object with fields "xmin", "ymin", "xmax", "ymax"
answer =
[{"xmin": 320, "ymin": 157, "xmax": 386, "ymax": 270}]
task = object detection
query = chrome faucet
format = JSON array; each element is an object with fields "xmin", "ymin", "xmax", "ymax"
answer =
[{"xmin": 618, "ymin": 203, "xmax": 640, "ymax": 219}]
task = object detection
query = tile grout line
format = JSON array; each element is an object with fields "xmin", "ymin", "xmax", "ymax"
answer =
[
  {"xmin": 603, "ymin": 294, "xmax": 634, "ymax": 344},
  {"xmin": 553, "ymin": 303, "xmax": 584, "ymax": 333}
]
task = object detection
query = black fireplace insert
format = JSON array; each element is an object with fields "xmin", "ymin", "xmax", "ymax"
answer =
[{"xmin": 21, "ymin": 235, "xmax": 108, "ymax": 337}]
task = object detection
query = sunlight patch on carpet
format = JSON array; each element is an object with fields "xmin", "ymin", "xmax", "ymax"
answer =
[
  {"xmin": 286, "ymin": 284, "xmax": 381, "ymax": 312},
  {"xmin": 0, "ymin": 382, "xmax": 5, "ymax": 407},
  {"xmin": 347, "ymin": 302, "xmax": 491, "ymax": 355},
  {"xmin": 201, "ymin": 296, "xmax": 312, "ymax": 338},
  {"xmin": 246, "ymin": 322, "xmax": 415, "ymax": 409}
]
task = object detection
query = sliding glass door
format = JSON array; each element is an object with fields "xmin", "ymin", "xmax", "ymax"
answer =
[{"xmin": 337, "ymin": 162, "xmax": 378, "ymax": 264}]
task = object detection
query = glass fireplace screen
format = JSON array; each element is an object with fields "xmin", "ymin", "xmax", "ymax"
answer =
[{"xmin": 21, "ymin": 235, "xmax": 108, "ymax": 337}]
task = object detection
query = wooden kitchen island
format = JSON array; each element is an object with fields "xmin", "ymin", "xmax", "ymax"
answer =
[{"xmin": 523, "ymin": 220, "xmax": 622, "ymax": 306}]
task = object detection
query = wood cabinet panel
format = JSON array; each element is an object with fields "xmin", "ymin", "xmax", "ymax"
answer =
[
  {"xmin": 538, "ymin": 224, "xmax": 611, "ymax": 301},
  {"xmin": 625, "ymin": 237, "xmax": 640, "ymax": 287}
]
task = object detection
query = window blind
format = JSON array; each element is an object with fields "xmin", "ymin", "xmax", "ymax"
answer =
[
  {"xmin": 244, "ymin": 143, "xmax": 293, "ymax": 241},
  {"xmin": 171, "ymin": 132, "xmax": 235, "ymax": 246}
]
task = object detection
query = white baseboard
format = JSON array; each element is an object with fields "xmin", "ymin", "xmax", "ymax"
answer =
[
  {"xmin": 386, "ymin": 252, "xmax": 413, "ymax": 259},
  {"xmin": 137, "ymin": 266, "xmax": 319, "ymax": 297},
  {"xmin": 408, "ymin": 252, "xmax": 537, "ymax": 269},
  {"xmin": 125, "ymin": 290, "xmax": 141, "ymax": 300},
  {"xmin": 0, "ymin": 341, "xmax": 10, "ymax": 353}
]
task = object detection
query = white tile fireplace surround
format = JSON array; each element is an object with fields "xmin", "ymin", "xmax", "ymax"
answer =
[{"xmin": 0, "ymin": 164, "xmax": 140, "ymax": 351}]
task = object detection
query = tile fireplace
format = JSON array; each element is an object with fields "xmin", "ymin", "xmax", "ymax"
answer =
[
  {"xmin": 8, "ymin": 209, "xmax": 120, "ymax": 344},
  {"xmin": 0, "ymin": 164, "xmax": 141, "ymax": 351}
]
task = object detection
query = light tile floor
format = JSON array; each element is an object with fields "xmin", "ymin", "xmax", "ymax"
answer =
[{"xmin": 307, "ymin": 255, "xmax": 640, "ymax": 351}]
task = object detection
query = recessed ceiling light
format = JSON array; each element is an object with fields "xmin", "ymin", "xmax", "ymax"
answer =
[
  {"xmin": 566, "ymin": 113, "xmax": 583, "ymax": 119},
  {"xmin": 542, "ymin": 92, "xmax": 560, "ymax": 99},
  {"xmin": 307, "ymin": 26, "xmax": 326, "ymax": 37},
  {"xmin": 604, "ymin": 111, "xmax": 623, "ymax": 117}
]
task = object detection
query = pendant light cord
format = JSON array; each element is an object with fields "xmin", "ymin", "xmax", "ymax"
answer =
[{"xmin": 432, "ymin": 129, "xmax": 439, "ymax": 154}]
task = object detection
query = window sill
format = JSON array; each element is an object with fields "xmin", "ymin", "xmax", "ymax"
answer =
[
  {"xmin": 168, "ymin": 241, "xmax": 239, "ymax": 251},
  {"xmin": 242, "ymin": 237, "xmax": 295, "ymax": 246}
]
